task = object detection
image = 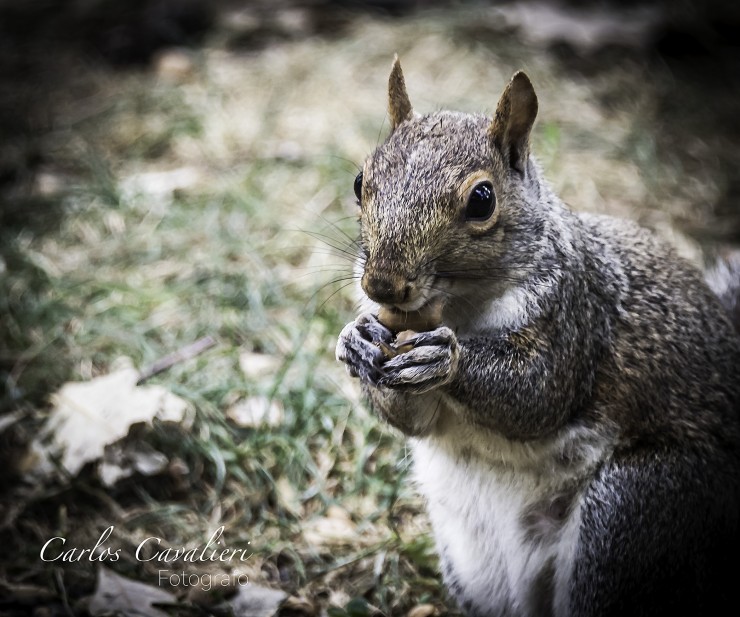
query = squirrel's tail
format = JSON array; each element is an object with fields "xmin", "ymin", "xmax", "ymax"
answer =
[{"xmin": 706, "ymin": 250, "xmax": 740, "ymax": 332}]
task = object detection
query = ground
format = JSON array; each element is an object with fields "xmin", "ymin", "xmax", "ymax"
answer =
[{"xmin": 0, "ymin": 1, "xmax": 738, "ymax": 615}]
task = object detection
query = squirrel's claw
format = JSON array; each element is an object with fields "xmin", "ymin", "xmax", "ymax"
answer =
[
  {"xmin": 379, "ymin": 326, "xmax": 459, "ymax": 393},
  {"xmin": 336, "ymin": 313, "xmax": 392, "ymax": 385},
  {"xmin": 337, "ymin": 317, "xmax": 458, "ymax": 392},
  {"xmin": 355, "ymin": 313, "xmax": 394, "ymax": 343},
  {"xmin": 397, "ymin": 327, "xmax": 456, "ymax": 349}
]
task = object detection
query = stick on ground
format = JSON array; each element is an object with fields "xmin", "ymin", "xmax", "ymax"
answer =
[{"xmin": 136, "ymin": 336, "xmax": 218, "ymax": 384}]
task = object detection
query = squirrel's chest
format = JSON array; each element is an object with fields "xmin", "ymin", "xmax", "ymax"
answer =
[{"xmin": 412, "ymin": 438, "xmax": 589, "ymax": 617}]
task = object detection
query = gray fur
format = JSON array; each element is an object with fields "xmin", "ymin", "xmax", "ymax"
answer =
[
  {"xmin": 335, "ymin": 62, "xmax": 740, "ymax": 616},
  {"xmin": 706, "ymin": 249, "xmax": 740, "ymax": 331}
]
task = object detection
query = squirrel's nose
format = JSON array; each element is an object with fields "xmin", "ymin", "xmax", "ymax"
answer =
[{"xmin": 361, "ymin": 271, "xmax": 414, "ymax": 306}]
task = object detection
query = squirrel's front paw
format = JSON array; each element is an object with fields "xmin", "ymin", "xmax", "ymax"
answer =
[
  {"xmin": 336, "ymin": 313, "xmax": 394, "ymax": 385},
  {"xmin": 379, "ymin": 326, "xmax": 459, "ymax": 394}
]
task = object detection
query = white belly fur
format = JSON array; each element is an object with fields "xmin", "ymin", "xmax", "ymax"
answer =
[{"xmin": 411, "ymin": 419, "xmax": 613, "ymax": 617}]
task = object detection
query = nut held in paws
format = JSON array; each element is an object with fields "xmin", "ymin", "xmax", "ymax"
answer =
[
  {"xmin": 377, "ymin": 297, "xmax": 445, "ymax": 333},
  {"xmin": 376, "ymin": 329, "xmax": 418, "ymax": 359}
]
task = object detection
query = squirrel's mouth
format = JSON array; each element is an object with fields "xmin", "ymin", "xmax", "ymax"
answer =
[
  {"xmin": 386, "ymin": 295, "xmax": 430, "ymax": 313},
  {"xmin": 379, "ymin": 281, "xmax": 448, "ymax": 316}
]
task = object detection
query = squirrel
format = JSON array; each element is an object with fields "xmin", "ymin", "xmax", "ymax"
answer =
[{"xmin": 335, "ymin": 57, "xmax": 740, "ymax": 617}]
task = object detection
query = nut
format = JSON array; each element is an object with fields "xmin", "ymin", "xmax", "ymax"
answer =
[
  {"xmin": 378, "ymin": 297, "xmax": 444, "ymax": 332},
  {"xmin": 394, "ymin": 330, "xmax": 417, "ymax": 353},
  {"xmin": 375, "ymin": 329, "xmax": 419, "ymax": 359}
]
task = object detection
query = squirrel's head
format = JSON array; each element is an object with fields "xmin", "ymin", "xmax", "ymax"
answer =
[{"xmin": 356, "ymin": 57, "xmax": 541, "ymax": 318}]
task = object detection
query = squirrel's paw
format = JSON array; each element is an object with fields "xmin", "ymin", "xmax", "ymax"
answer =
[
  {"xmin": 379, "ymin": 326, "xmax": 459, "ymax": 394},
  {"xmin": 336, "ymin": 313, "xmax": 393, "ymax": 384}
]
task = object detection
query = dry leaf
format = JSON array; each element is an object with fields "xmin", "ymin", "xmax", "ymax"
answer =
[
  {"xmin": 279, "ymin": 595, "xmax": 317, "ymax": 616},
  {"xmin": 303, "ymin": 506, "xmax": 357, "ymax": 547},
  {"xmin": 88, "ymin": 566, "xmax": 176, "ymax": 617},
  {"xmin": 492, "ymin": 2, "xmax": 661, "ymax": 52},
  {"xmin": 154, "ymin": 48, "xmax": 195, "ymax": 83},
  {"xmin": 407, "ymin": 604, "xmax": 439, "ymax": 617},
  {"xmin": 227, "ymin": 583, "xmax": 287, "ymax": 617},
  {"xmin": 29, "ymin": 358, "xmax": 191, "ymax": 479},
  {"xmin": 185, "ymin": 575, "xmax": 239, "ymax": 607},
  {"xmin": 99, "ymin": 441, "xmax": 170, "ymax": 487},
  {"xmin": 226, "ymin": 396, "xmax": 283, "ymax": 428},
  {"xmin": 275, "ymin": 476, "xmax": 303, "ymax": 518},
  {"xmin": 238, "ymin": 351, "xmax": 282, "ymax": 380},
  {"xmin": 121, "ymin": 167, "xmax": 202, "ymax": 199}
]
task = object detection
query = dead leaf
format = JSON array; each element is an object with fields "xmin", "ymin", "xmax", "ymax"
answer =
[
  {"xmin": 492, "ymin": 2, "xmax": 661, "ymax": 52},
  {"xmin": 226, "ymin": 396, "xmax": 283, "ymax": 428},
  {"xmin": 99, "ymin": 441, "xmax": 170, "ymax": 487},
  {"xmin": 88, "ymin": 566, "xmax": 176, "ymax": 617},
  {"xmin": 303, "ymin": 506, "xmax": 357, "ymax": 547},
  {"xmin": 121, "ymin": 167, "xmax": 202, "ymax": 199},
  {"xmin": 279, "ymin": 595, "xmax": 317, "ymax": 616},
  {"xmin": 227, "ymin": 583, "xmax": 287, "ymax": 617},
  {"xmin": 28, "ymin": 357, "xmax": 191, "ymax": 480},
  {"xmin": 185, "ymin": 574, "xmax": 238, "ymax": 607},
  {"xmin": 238, "ymin": 351, "xmax": 282, "ymax": 380},
  {"xmin": 275, "ymin": 476, "xmax": 303, "ymax": 518},
  {"xmin": 154, "ymin": 48, "xmax": 195, "ymax": 83},
  {"xmin": 407, "ymin": 604, "xmax": 439, "ymax": 617}
]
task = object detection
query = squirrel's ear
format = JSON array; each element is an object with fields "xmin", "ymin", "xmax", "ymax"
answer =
[
  {"xmin": 388, "ymin": 55, "xmax": 414, "ymax": 132},
  {"xmin": 489, "ymin": 72, "xmax": 538, "ymax": 174}
]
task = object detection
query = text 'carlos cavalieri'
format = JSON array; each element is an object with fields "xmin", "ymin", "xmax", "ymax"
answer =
[{"xmin": 39, "ymin": 526, "xmax": 252, "ymax": 563}]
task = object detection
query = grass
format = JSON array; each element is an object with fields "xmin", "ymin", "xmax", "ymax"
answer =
[
  {"xmin": 0, "ymin": 25, "xmax": 440, "ymax": 610},
  {"xmin": 1, "ymin": 3, "xmax": 737, "ymax": 616}
]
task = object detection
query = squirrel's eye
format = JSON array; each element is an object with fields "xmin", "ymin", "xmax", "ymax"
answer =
[
  {"xmin": 465, "ymin": 182, "xmax": 495, "ymax": 221},
  {"xmin": 354, "ymin": 172, "xmax": 363, "ymax": 201}
]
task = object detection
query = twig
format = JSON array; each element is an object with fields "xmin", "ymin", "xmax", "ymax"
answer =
[
  {"xmin": 53, "ymin": 568, "xmax": 75, "ymax": 617},
  {"xmin": 136, "ymin": 336, "xmax": 218, "ymax": 384}
]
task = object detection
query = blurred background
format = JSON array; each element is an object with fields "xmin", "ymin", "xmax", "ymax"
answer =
[{"xmin": 1, "ymin": 1, "xmax": 738, "ymax": 615}]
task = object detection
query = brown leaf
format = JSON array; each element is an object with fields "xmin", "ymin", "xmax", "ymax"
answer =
[
  {"xmin": 29, "ymin": 358, "xmax": 191, "ymax": 480},
  {"xmin": 226, "ymin": 396, "xmax": 284, "ymax": 428},
  {"xmin": 88, "ymin": 566, "xmax": 176, "ymax": 617},
  {"xmin": 227, "ymin": 583, "xmax": 288, "ymax": 617},
  {"xmin": 239, "ymin": 351, "xmax": 282, "ymax": 380},
  {"xmin": 278, "ymin": 595, "xmax": 317, "ymax": 616},
  {"xmin": 303, "ymin": 506, "xmax": 357, "ymax": 547},
  {"xmin": 407, "ymin": 604, "xmax": 439, "ymax": 617}
]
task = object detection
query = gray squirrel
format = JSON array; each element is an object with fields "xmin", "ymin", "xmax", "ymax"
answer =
[{"xmin": 335, "ymin": 57, "xmax": 740, "ymax": 617}]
